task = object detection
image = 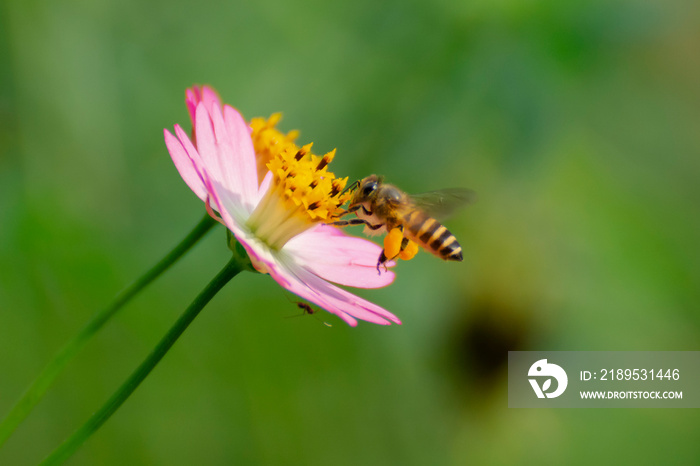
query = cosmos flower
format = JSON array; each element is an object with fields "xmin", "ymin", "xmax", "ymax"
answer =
[{"xmin": 164, "ymin": 86, "xmax": 401, "ymax": 326}]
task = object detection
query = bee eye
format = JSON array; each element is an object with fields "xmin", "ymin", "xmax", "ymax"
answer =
[{"xmin": 362, "ymin": 182, "xmax": 377, "ymax": 196}]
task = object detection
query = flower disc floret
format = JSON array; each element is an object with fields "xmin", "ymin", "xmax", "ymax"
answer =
[
  {"xmin": 246, "ymin": 142, "xmax": 351, "ymax": 250},
  {"xmin": 249, "ymin": 113, "xmax": 300, "ymax": 183}
]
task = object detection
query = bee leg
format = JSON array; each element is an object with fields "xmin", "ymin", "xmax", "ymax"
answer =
[
  {"xmin": 328, "ymin": 218, "xmax": 383, "ymax": 229},
  {"xmin": 398, "ymin": 238, "xmax": 419, "ymax": 261},
  {"xmin": 398, "ymin": 237, "xmax": 410, "ymax": 254},
  {"xmin": 376, "ymin": 227, "xmax": 404, "ymax": 274},
  {"xmin": 376, "ymin": 250, "xmax": 389, "ymax": 274},
  {"xmin": 331, "ymin": 205, "xmax": 372, "ymax": 220},
  {"xmin": 333, "ymin": 204, "xmax": 361, "ymax": 218}
]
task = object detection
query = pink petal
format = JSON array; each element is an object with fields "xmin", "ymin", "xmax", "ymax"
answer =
[
  {"xmin": 193, "ymin": 103, "xmax": 225, "ymax": 184},
  {"xmin": 169, "ymin": 124, "xmax": 247, "ymax": 230},
  {"xmin": 173, "ymin": 124, "xmax": 204, "ymax": 168},
  {"xmin": 251, "ymin": 254, "xmax": 401, "ymax": 326},
  {"xmin": 192, "ymin": 104, "xmax": 247, "ymax": 213},
  {"xmin": 222, "ymin": 105, "xmax": 259, "ymax": 201},
  {"xmin": 193, "ymin": 102, "xmax": 259, "ymax": 214},
  {"xmin": 208, "ymin": 178, "xmax": 251, "ymax": 229},
  {"xmin": 163, "ymin": 128, "xmax": 207, "ymax": 201},
  {"xmin": 186, "ymin": 86, "xmax": 221, "ymax": 127},
  {"xmin": 255, "ymin": 170, "xmax": 273, "ymax": 205},
  {"xmin": 286, "ymin": 263, "xmax": 401, "ymax": 325},
  {"xmin": 285, "ymin": 224, "xmax": 395, "ymax": 289},
  {"xmin": 172, "ymin": 124, "xmax": 211, "ymax": 197}
]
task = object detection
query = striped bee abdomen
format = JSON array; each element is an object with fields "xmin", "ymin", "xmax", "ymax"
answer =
[{"xmin": 403, "ymin": 211, "xmax": 463, "ymax": 261}]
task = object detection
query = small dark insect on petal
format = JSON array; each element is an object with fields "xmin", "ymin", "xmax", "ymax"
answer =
[
  {"xmin": 297, "ymin": 302, "xmax": 315, "ymax": 314},
  {"xmin": 287, "ymin": 301, "xmax": 332, "ymax": 327}
]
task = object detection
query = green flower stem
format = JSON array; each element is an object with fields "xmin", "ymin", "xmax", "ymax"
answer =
[
  {"xmin": 40, "ymin": 257, "xmax": 244, "ymax": 466},
  {"xmin": 0, "ymin": 214, "xmax": 217, "ymax": 448}
]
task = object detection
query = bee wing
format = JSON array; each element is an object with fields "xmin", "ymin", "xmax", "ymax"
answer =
[{"xmin": 409, "ymin": 188, "xmax": 476, "ymax": 221}]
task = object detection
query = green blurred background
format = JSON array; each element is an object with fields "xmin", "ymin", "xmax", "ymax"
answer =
[{"xmin": 1, "ymin": 0, "xmax": 699, "ymax": 464}]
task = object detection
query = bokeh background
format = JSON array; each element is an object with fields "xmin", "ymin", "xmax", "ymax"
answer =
[{"xmin": 1, "ymin": 0, "xmax": 699, "ymax": 464}]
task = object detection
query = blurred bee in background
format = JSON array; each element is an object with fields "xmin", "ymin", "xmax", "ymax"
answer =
[{"xmin": 330, "ymin": 175, "xmax": 475, "ymax": 272}]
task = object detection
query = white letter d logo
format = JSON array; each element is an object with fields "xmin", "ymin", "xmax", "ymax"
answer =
[{"xmin": 528, "ymin": 359, "xmax": 568, "ymax": 399}]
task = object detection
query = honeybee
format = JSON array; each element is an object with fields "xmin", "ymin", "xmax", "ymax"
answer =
[{"xmin": 330, "ymin": 175, "xmax": 475, "ymax": 271}]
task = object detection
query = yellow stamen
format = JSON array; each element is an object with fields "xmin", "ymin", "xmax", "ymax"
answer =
[
  {"xmin": 246, "ymin": 126, "xmax": 351, "ymax": 251},
  {"xmin": 249, "ymin": 113, "xmax": 300, "ymax": 184}
]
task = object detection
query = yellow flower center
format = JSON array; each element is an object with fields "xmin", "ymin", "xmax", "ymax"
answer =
[
  {"xmin": 246, "ymin": 116, "xmax": 351, "ymax": 251},
  {"xmin": 250, "ymin": 113, "xmax": 300, "ymax": 184}
]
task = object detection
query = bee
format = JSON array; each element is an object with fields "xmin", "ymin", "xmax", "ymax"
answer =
[{"xmin": 330, "ymin": 175, "xmax": 475, "ymax": 271}]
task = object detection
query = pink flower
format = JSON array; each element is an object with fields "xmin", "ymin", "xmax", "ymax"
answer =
[{"xmin": 163, "ymin": 86, "xmax": 401, "ymax": 326}]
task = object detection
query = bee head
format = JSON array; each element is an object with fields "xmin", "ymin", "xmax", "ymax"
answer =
[{"xmin": 350, "ymin": 175, "xmax": 383, "ymax": 204}]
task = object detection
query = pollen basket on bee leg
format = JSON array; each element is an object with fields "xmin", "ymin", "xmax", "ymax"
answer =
[
  {"xmin": 399, "ymin": 240, "xmax": 419, "ymax": 261},
  {"xmin": 384, "ymin": 228, "xmax": 404, "ymax": 259}
]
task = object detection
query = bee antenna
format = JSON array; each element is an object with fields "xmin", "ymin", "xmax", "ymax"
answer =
[{"xmin": 341, "ymin": 180, "xmax": 360, "ymax": 196}]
